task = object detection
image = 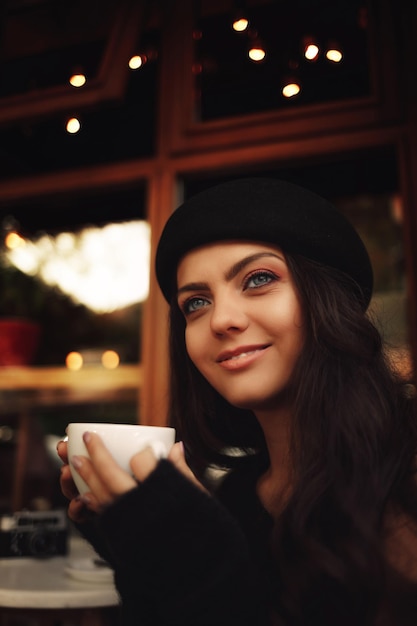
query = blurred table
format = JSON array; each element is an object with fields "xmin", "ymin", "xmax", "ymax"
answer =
[
  {"xmin": 0, "ymin": 364, "xmax": 141, "ymax": 511},
  {"xmin": 0, "ymin": 534, "xmax": 120, "ymax": 626},
  {"xmin": 0, "ymin": 364, "xmax": 141, "ymax": 406}
]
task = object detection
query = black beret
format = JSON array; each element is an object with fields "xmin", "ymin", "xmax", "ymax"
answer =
[{"xmin": 155, "ymin": 177, "xmax": 373, "ymax": 309}]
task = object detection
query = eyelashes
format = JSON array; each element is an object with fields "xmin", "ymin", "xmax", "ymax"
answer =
[
  {"xmin": 179, "ymin": 269, "xmax": 280, "ymax": 317},
  {"xmin": 181, "ymin": 296, "xmax": 210, "ymax": 316},
  {"xmin": 243, "ymin": 269, "xmax": 279, "ymax": 290}
]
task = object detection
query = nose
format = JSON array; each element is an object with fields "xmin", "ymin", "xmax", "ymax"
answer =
[{"xmin": 210, "ymin": 294, "xmax": 249, "ymax": 336}]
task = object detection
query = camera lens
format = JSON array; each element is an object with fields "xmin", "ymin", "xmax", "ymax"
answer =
[{"xmin": 29, "ymin": 529, "xmax": 55, "ymax": 557}]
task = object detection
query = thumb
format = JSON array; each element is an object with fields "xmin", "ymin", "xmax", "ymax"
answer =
[
  {"xmin": 168, "ymin": 442, "xmax": 208, "ymax": 493},
  {"xmin": 130, "ymin": 446, "xmax": 158, "ymax": 482},
  {"xmin": 168, "ymin": 441, "xmax": 187, "ymax": 466}
]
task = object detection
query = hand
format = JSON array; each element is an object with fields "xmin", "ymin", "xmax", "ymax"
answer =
[
  {"xmin": 56, "ymin": 439, "xmax": 91, "ymax": 524},
  {"xmin": 166, "ymin": 441, "xmax": 207, "ymax": 493},
  {"xmin": 68, "ymin": 432, "xmax": 207, "ymax": 515}
]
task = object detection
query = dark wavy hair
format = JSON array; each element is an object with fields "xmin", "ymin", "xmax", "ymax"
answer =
[{"xmin": 167, "ymin": 252, "xmax": 417, "ymax": 625}]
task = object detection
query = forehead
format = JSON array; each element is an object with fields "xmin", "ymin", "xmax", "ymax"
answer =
[{"xmin": 176, "ymin": 240, "xmax": 284, "ymax": 280}]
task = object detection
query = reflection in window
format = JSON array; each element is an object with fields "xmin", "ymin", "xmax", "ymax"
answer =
[
  {"xmin": 6, "ymin": 221, "xmax": 150, "ymax": 313},
  {"xmin": 194, "ymin": 0, "xmax": 370, "ymax": 121},
  {"xmin": 0, "ymin": 185, "xmax": 147, "ymax": 365},
  {"xmin": 0, "ymin": 54, "xmax": 159, "ymax": 179}
]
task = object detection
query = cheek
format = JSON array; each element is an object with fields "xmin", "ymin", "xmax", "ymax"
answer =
[
  {"xmin": 264, "ymin": 296, "xmax": 303, "ymax": 329},
  {"xmin": 184, "ymin": 326, "xmax": 204, "ymax": 368},
  {"xmin": 266, "ymin": 300, "xmax": 305, "ymax": 351}
]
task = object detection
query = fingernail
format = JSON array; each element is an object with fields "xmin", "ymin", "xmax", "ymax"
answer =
[
  {"xmin": 83, "ymin": 431, "xmax": 91, "ymax": 444},
  {"xmin": 178, "ymin": 441, "xmax": 184, "ymax": 454},
  {"xmin": 71, "ymin": 455, "xmax": 83, "ymax": 469},
  {"xmin": 80, "ymin": 494, "xmax": 91, "ymax": 505}
]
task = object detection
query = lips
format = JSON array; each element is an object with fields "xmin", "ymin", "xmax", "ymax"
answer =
[{"xmin": 216, "ymin": 344, "xmax": 270, "ymax": 363}]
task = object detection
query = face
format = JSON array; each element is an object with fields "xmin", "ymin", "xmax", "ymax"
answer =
[{"xmin": 176, "ymin": 242, "xmax": 304, "ymax": 414}]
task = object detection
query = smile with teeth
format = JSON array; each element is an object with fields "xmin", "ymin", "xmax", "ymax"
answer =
[
  {"xmin": 218, "ymin": 345, "xmax": 269, "ymax": 363},
  {"xmin": 223, "ymin": 349, "xmax": 260, "ymax": 361}
]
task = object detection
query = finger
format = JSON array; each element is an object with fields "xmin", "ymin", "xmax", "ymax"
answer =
[
  {"xmin": 167, "ymin": 441, "xmax": 184, "ymax": 464},
  {"xmin": 78, "ymin": 492, "xmax": 105, "ymax": 515},
  {"xmin": 130, "ymin": 446, "xmax": 158, "ymax": 482},
  {"xmin": 57, "ymin": 440, "xmax": 68, "ymax": 464},
  {"xmin": 168, "ymin": 442, "xmax": 207, "ymax": 492},
  {"xmin": 60, "ymin": 464, "xmax": 79, "ymax": 501},
  {"xmin": 67, "ymin": 497, "xmax": 91, "ymax": 524},
  {"xmin": 70, "ymin": 455, "xmax": 127, "ymax": 508},
  {"xmin": 76, "ymin": 432, "xmax": 137, "ymax": 499}
]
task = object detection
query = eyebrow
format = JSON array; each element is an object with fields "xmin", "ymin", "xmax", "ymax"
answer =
[
  {"xmin": 224, "ymin": 252, "xmax": 284, "ymax": 281},
  {"xmin": 177, "ymin": 251, "xmax": 284, "ymax": 298}
]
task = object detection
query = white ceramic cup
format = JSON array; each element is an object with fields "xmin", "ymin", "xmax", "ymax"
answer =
[{"xmin": 66, "ymin": 422, "xmax": 176, "ymax": 495}]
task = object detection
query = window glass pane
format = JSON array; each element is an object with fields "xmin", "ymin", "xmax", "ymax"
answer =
[
  {"xmin": 0, "ymin": 184, "xmax": 148, "ymax": 509},
  {"xmin": 0, "ymin": 4, "xmax": 159, "ymax": 178},
  {"xmin": 194, "ymin": 0, "xmax": 370, "ymax": 121},
  {"xmin": 0, "ymin": 184, "xmax": 148, "ymax": 366}
]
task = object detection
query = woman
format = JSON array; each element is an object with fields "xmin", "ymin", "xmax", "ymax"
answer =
[{"xmin": 58, "ymin": 178, "xmax": 417, "ymax": 626}]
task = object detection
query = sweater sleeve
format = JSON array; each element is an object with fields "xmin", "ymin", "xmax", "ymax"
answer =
[{"xmin": 95, "ymin": 459, "xmax": 266, "ymax": 626}]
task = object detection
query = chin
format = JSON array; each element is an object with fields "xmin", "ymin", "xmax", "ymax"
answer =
[
  {"xmin": 227, "ymin": 395, "xmax": 273, "ymax": 411},
  {"xmin": 226, "ymin": 389, "xmax": 291, "ymax": 413}
]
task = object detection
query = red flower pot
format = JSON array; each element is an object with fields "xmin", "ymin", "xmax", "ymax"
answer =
[{"xmin": 0, "ymin": 319, "xmax": 41, "ymax": 366}]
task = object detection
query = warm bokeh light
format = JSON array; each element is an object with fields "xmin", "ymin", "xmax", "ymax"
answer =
[
  {"xmin": 66, "ymin": 117, "xmax": 81, "ymax": 134},
  {"xmin": 128, "ymin": 55, "xmax": 145, "ymax": 69},
  {"xmin": 192, "ymin": 62, "xmax": 203, "ymax": 75},
  {"xmin": 305, "ymin": 43, "xmax": 319, "ymax": 60},
  {"xmin": 391, "ymin": 194, "xmax": 404, "ymax": 224},
  {"xmin": 101, "ymin": 350, "xmax": 120, "ymax": 369},
  {"xmin": 232, "ymin": 18, "xmax": 249, "ymax": 32},
  {"xmin": 69, "ymin": 73, "xmax": 86, "ymax": 87},
  {"xmin": 282, "ymin": 82, "xmax": 301, "ymax": 98},
  {"xmin": 7, "ymin": 221, "xmax": 150, "ymax": 313},
  {"xmin": 66, "ymin": 351, "xmax": 83, "ymax": 371},
  {"xmin": 5, "ymin": 232, "xmax": 25, "ymax": 250},
  {"xmin": 326, "ymin": 48, "xmax": 343, "ymax": 63},
  {"xmin": 248, "ymin": 46, "xmax": 266, "ymax": 62}
]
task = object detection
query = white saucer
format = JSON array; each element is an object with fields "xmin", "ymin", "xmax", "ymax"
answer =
[{"xmin": 65, "ymin": 558, "xmax": 114, "ymax": 583}]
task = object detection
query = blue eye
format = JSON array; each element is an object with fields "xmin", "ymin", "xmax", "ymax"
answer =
[
  {"xmin": 245, "ymin": 271, "xmax": 277, "ymax": 289},
  {"xmin": 183, "ymin": 296, "xmax": 209, "ymax": 315}
]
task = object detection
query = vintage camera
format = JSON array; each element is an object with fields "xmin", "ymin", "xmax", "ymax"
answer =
[{"xmin": 0, "ymin": 509, "xmax": 68, "ymax": 558}]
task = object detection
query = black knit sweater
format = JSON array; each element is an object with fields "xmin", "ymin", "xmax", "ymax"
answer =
[
  {"xmin": 76, "ymin": 457, "xmax": 417, "ymax": 626},
  {"xmin": 77, "ymin": 459, "xmax": 271, "ymax": 626}
]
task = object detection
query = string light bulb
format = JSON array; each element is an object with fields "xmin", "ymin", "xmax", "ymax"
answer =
[
  {"xmin": 232, "ymin": 10, "xmax": 249, "ymax": 32},
  {"xmin": 129, "ymin": 54, "xmax": 147, "ymax": 70},
  {"xmin": 66, "ymin": 117, "xmax": 81, "ymax": 134},
  {"xmin": 326, "ymin": 41, "xmax": 343, "ymax": 63},
  {"xmin": 282, "ymin": 77, "xmax": 301, "ymax": 98},
  {"xmin": 69, "ymin": 73, "xmax": 86, "ymax": 87},
  {"xmin": 303, "ymin": 36, "xmax": 319, "ymax": 61},
  {"xmin": 248, "ymin": 38, "xmax": 266, "ymax": 62}
]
